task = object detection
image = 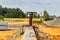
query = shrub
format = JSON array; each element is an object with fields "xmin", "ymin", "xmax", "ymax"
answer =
[
  {"xmin": 33, "ymin": 19, "xmax": 43, "ymax": 23},
  {"xmin": 39, "ymin": 19, "xmax": 43, "ymax": 23},
  {"xmin": 0, "ymin": 15, "xmax": 4, "ymax": 21}
]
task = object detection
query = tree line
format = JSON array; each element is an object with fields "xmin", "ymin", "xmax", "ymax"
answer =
[
  {"xmin": 0, "ymin": 5, "xmax": 53, "ymax": 21},
  {"xmin": 0, "ymin": 5, "xmax": 41, "ymax": 18},
  {"xmin": 0, "ymin": 5, "xmax": 26, "ymax": 18}
]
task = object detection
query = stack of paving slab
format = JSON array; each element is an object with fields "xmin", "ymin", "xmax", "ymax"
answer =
[
  {"xmin": 0, "ymin": 22, "xmax": 8, "ymax": 30},
  {"xmin": 45, "ymin": 19, "xmax": 60, "ymax": 27}
]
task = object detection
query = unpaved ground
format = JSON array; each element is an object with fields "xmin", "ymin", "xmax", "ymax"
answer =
[{"xmin": 36, "ymin": 24, "xmax": 60, "ymax": 40}]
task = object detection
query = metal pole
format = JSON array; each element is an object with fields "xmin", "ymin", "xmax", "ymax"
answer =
[{"xmin": 29, "ymin": 12, "xmax": 33, "ymax": 26}]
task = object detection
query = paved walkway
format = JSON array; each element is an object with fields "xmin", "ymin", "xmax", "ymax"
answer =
[{"xmin": 22, "ymin": 27, "xmax": 37, "ymax": 40}]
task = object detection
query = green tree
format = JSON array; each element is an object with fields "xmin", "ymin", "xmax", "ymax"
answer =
[
  {"xmin": 43, "ymin": 10, "xmax": 50, "ymax": 21},
  {"xmin": 32, "ymin": 13, "xmax": 38, "ymax": 18},
  {"xmin": 0, "ymin": 5, "xmax": 2, "ymax": 15},
  {"xmin": 0, "ymin": 6, "xmax": 7, "ymax": 16},
  {"xmin": 1, "ymin": 7, "xmax": 7, "ymax": 16},
  {"xmin": 37, "ymin": 14, "xmax": 40, "ymax": 18}
]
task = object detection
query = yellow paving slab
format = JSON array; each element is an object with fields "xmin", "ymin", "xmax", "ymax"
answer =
[{"xmin": 0, "ymin": 28, "xmax": 19, "ymax": 40}]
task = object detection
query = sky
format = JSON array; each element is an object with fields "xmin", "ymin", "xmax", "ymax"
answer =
[{"xmin": 0, "ymin": 0, "xmax": 60, "ymax": 16}]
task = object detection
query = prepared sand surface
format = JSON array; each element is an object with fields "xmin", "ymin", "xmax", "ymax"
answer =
[{"xmin": 37, "ymin": 24, "xmax": 60, "ymax": 40}]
